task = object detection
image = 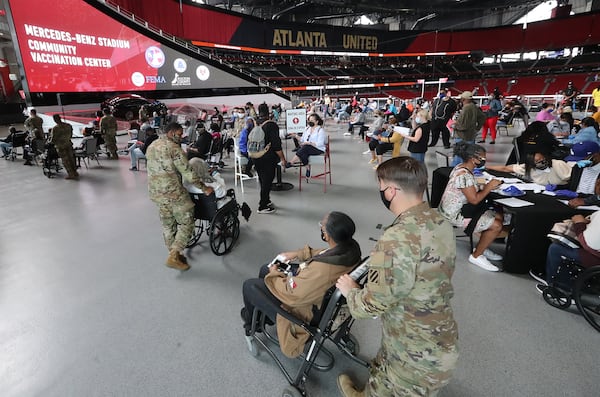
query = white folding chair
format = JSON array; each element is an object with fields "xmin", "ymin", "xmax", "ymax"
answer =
[{"xmin": 234, "ymin": 139, "xmax": 258, "ymax": 194}]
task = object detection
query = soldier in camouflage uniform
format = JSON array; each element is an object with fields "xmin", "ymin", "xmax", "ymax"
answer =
[
  {"xmin": 336, "ymin": 156, "xmax": 458, "ymax": 397},
  {"xmin": 50, "ymin": 114, "xmax": 79, "ymax": 180},
  {"xmin": 100, "ymin": 108, "xmax": 119, "ymax": 159},
  {"xmin": 146, "ymin": 122, "xmax": 213, "ymax": 271},
  {"xmin": 24, "ymin": 108, "xmax": 44, "ymax": 138}
]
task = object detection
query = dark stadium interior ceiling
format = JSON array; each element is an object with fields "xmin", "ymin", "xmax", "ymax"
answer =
[{"xmin": 197, "ymin": 0, "xmax": 546, "ymax": 30}]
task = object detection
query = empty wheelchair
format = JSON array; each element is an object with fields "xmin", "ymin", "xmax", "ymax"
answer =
[
  {"xmin": 186, "ymin": 188, "xmax": 245, "ymax": 255},
  {"xmin": 243, "ymin": 258, "xmax": 370, "ymax": 397},
  {"xmin": 542, "ymin": 258, "xmax": 600, "ymax": 332}
]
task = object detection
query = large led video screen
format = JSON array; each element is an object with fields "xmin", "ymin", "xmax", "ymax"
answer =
[{"xmin": 7, "ymin": 0, "xmax": 255, "ymax": 93}]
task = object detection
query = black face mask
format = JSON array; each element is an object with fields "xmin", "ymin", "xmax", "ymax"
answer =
[
  {"xmin": 308, "ymin": 121, "xmax": 315, "ymax": 127},
  {"xmin": 477, "ymin": 159, "xmax": 486, "ymax": 168},
  {"xmin": 380, "ymin": 189, "xmax": 392, "ymax": 209},
  {"xmin": 535, "ymin": 159, "xmax": 549, "ymax": 170},
  {"xmin": 320, "ymin": 228, "xmax": 327, "ymax": 242}
]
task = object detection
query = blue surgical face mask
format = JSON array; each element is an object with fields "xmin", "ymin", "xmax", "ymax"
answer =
[{"xmin": 439, "ymin": 93, "xmax": 446, "ymax": 99}]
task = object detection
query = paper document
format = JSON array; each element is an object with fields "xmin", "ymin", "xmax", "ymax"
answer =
[
  {"xmin": 494, "ymin": 198, "xmax": 535, "ymax": 207},
  {"xmin": 497, "ymin": 183, "xmax": 545, "ymax": 191},
  {"xmin": 557, "ymin": 200, "xmax": 600, "ymax": 211},
  {"xmin": 481, "ymin": 172, "xmax": 522, "ymax": 184},
  {"xmin": 393, "ymin": 126, "xmax": 411, "ymax": 137}
]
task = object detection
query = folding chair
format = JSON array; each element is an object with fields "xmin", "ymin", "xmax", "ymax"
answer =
[
  {"xmin": 75, "ymin": 138, "xmax": 101, "ymax": 169},
  {"xmin": 234, "ymin": 139, "xmax": 258, "ymax": 194},
  {"xmin": 298, "ymin": 137, "xmax": 331, "ymax": 193}
]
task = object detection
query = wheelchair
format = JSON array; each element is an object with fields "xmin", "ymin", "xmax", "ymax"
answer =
[
  {"xmin": 542, "ymin": 256, "xmax": 600, "ymax": 332},
  {"xmin": 186, "ymin": 188, "xmax": 244, "ymax": 256},
  {"xmin": 243, "ymin": 258, "xmax": 370, "ymax": 397},
  {"xmin": 41, "ymin": 143, "xmax": 62, "ymax": 178}
]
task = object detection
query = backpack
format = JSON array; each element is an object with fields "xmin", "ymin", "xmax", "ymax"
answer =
[{"xmin": 247, "ymin": 125, "xmax": 271, "ymax": 159}]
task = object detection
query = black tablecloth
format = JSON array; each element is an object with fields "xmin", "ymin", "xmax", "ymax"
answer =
[{"xmin": 430, "ymin": 167, "xmax": 591, "ymax": 274}]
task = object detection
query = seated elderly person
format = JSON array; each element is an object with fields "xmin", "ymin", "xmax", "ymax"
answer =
[
  {"xmin": 129, "ymin": 127, "xmax": 158, "ymax": 171},
  {"xmin": 547, "ymin": 113, "xmax": 572, "ymax": 138},
  {"xmin": 23, "ymin": 128, "xmax": 45, "ymax": 166},
  {"xmin": 74, "ymin": 128, "xmax": 97, "ymax": 167},
  {"xmin": 368, "ymin": 116, "xmax": 403, "ymax": 169},
  {"xmin": 438, "ymin": 142, "xmax": 504, "ymax": 272},
  {"xmin": 538, "ymin": 212, "xmax": 600, "ymax": 294},
  {"xmin": 241, "ymin": 211, "xmax": 361, "ymax": 358},
  {"xmin": 1, "ymin": 127, "xmax": 21, "ymax": 158},
  {"xmin": 568, "ymin": 117, "xmax": 600, "ymax": 145},
  {"xmin": 488, "ymin": 143, "xmax": 573, "ymax": 186},
  {"xmin": 185, "ymin": 157, "xmax": 226, "ymax": 199}
]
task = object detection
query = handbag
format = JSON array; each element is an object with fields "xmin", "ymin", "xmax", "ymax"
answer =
[{"xmin": 547, "ymin": 219, "xmax": 580, "ymax": 249}]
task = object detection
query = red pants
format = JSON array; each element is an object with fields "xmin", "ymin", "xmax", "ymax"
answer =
[{"xmin": 482, "ymin": 116, "xmax": 498, "ymax": 141}]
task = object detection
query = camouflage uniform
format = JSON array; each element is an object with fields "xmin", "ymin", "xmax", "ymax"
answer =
[
  {"xmin": 100, "ymin": 114, "xmax": 119, "ymax": 158},
  {"xmin": 346, "ymin": 202, "xmax": 458, "ymax": 397},
  {"xmin": 50, "ymin": 122, "xmax": 78, "ymax": 178},
  {"xmin": 24, "ymin": 114, "xmax": 43, "ymax": 136},
  {"xmin": 146, "ymin": 135, "xmax": 208, "ymax": 253}
]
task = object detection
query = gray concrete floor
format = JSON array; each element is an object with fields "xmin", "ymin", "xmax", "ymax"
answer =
[{"xmin": 1, "ymin": 119, "xmax": 597, "ymax": 397}]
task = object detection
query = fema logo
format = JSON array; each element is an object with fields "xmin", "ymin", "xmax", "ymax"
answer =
[
  {"xmin": 196, "ymin": 65, "xmax": 210, "ymax": 81},
  {"xmin": 145, "ymin": 46, "xmax": 165, "ymax": 69},
  {"xmin": 131, "ymin": 72, "xmax": 145, "ymax": 87},
  {"xmin": 174, "ymin": 58, "xmax": 187, "ymax": 73}
]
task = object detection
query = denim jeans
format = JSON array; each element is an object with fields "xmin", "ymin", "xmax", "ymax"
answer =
[
  {"xmin": 410, "ymin": 152, "xmax": 425, "ymax": 163},
  {"xmin": 451, "ymin": 138, "xmax": 474, "ymax": 166},
  {"xmin": 130, "ymin": 147, "xmax": 146, "ymax": 168}
]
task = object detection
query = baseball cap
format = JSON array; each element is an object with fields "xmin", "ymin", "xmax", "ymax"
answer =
[
  {"xmin": 460, "ymin": 91, "xmax": 473, "ymax": 100},
  {"xmin": 564, "ymin": 141, "xmax": 600, "ymax": 161}
]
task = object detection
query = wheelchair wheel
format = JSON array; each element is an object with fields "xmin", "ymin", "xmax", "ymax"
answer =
[
  {"xmin": 574, "ymin": 267, "xmax": 600, "ymax": 332},
  {"xmin": 209, "ymin": 210, "xmax": 240, "ymax": 255},
  {"xmin": 186, "ymin": 218, "xmax": 205, "ymax": 248},
  {"xmin": 542, "ymin": 286, "xmax": 572, "ymax": 310},
  {"xmin": 281, "ymin": 386, "xmax": 303, "ymax": 397}
]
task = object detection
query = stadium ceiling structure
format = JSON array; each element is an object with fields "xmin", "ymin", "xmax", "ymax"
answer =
[{"xmin": 197, "ymin": 0, "xmax": 547, "ymax": 30}]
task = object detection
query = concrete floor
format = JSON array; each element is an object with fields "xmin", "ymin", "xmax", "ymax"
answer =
[{"xmin": 1, "ymin": 118, "xmax": 598, "ymax": 397}]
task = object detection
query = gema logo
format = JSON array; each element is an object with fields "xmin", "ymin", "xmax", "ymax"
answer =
[{"xmin": 145, "ymin": 46, "xmax": 165, "ymax": 69}]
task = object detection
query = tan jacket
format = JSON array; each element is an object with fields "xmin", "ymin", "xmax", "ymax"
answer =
[{"xmin": 263, "ymin": 242, "xmax": 361, "ymax": 357}]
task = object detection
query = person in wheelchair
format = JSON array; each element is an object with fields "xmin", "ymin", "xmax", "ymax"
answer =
[
  {"xmin": 241, "ymin": 211, "xmax": 361, "ymax": 358},
  {"xmin": 23, "ymin": 128, "xmax": 45, "ymax": 166},
  {"xmin": 539, "ymin": 211, "xmax": 600, "ymax": 294},
  {"xmin": 186, "ymin": 157, "xmax": 226, "ymax": 199}
]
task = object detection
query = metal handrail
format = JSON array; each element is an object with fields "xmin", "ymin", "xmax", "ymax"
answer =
[{"xmin": 93, "ymin": 0, "xmax": 277, "ymax": 90}]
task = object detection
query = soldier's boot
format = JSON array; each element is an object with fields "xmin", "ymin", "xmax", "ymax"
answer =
[
  {"xmin": 337, "ymin": 374, "xmax": 365, "ymax": 397},
  {"xmin": 178, "ymin": 253, "xmax": 188, "ymax": 264},
  {"xmin": 165, "ymin": 250, "xmax": 190, "ymax": 271}
]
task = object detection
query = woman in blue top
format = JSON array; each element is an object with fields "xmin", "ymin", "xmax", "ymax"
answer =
[
  {"xmin": 570, "ymin": 117, "xmax": 600, "ymax": 145},
  {"xmin": 238, "ymin": 117, "xmax": 255, "ymax": 176}
]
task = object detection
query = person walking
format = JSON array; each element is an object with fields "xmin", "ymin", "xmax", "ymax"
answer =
[
  {"xmin": 50, "ymin": 114, "xmax": 79, "ymax": 180},
  {"xmin": 428, "ymin": 90, "xmax": 457, "ymax": 148},
  {"xmin": 146, "ymin": 122, "xmax": 213, "ymax": 271},
  {"xmin": 253, "ymin": 118, "xmax": 287, "ymax": 214},
  {"xmin": 336, "ymin": 157, "xmax": 458, "ymax": 397},
  {"xmin": 452, "ymin": 91, "xmax": 486, "ymax": 165},
  {"xmin": 100, "ymin": 108, "xmax": 119, "ymax": 159}
]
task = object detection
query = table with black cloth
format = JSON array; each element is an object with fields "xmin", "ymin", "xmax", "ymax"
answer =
[{"xmin": 431, "ymin": 167, "xmax": 592, "ymax": 274}]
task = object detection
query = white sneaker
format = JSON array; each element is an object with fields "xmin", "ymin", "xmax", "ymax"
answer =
[
  {"xmin": 362, "ymin": 150, "xmax": 371, "ymax": 155},
  {"xmin": 343, "ymin": 132, "xmax": 352, "ymax": 136},
  {"xmin": 469, "ymin": 254, "xmax": 500, "ymax": 272},
  {"xmin": 482, "ymin": 249, "xmax": 503, "ymax": 261}
]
